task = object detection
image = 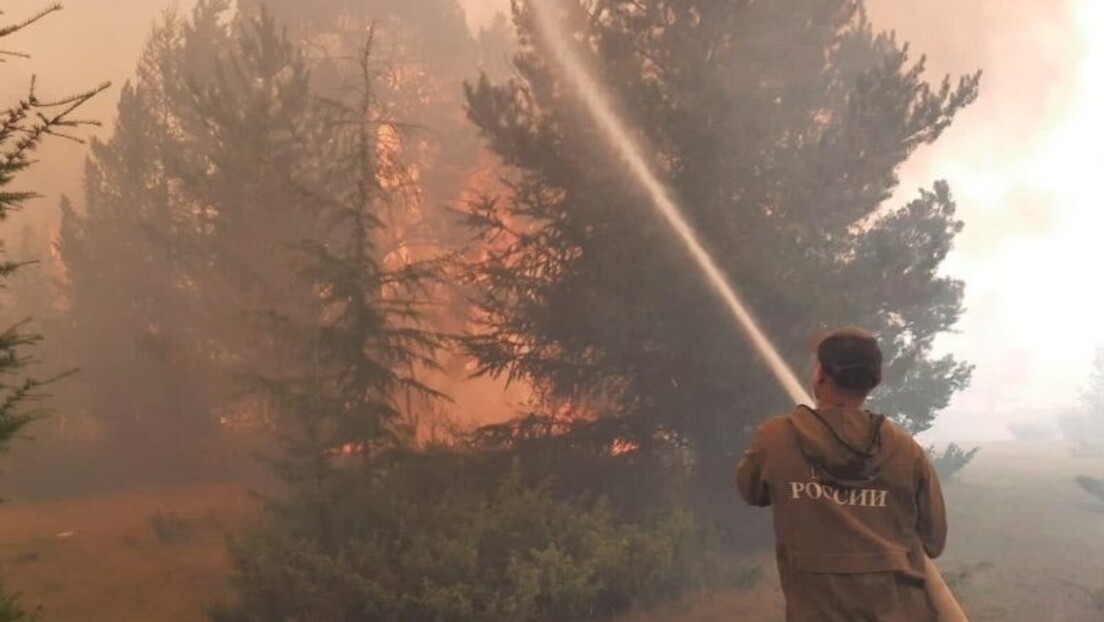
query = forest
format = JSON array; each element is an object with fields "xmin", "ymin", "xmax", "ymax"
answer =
[{"xmin": 1, "ymin": 1, "xmax": 1103, "ymax": 621}]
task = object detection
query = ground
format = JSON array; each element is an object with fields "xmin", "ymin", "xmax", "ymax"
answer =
[
  {"xmin": 0, "ymin": 485, "xmax": 255, "ymax": 621},
  {"xmin": 0, "ymin": 441, "xmax": 1101, "ymax": 621}
]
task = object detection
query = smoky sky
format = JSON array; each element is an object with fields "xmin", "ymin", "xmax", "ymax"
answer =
[{"xmin": 3, "ymin": 0, "xmax": 1094, "ymax": 440}]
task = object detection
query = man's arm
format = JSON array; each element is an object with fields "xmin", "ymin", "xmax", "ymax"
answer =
[
  {"xmin": 916, "ymin": 452, "xmax": 948, "ymax": 558},
  {"xmin": 736, "ymin": 430, "xmax": 771, "ymax": 507}
]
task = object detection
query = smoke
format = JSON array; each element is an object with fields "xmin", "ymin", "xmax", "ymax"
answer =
[
  {"xmin": 458, "ymin": 0, "xmax": 510, "ymax": 32},
  {"xmin": 865, "ymin": 0, "xmax": 1102, "ymax": 427},
  {"xmin": 6, "ymin": 0, "xmax": 1098, "ymax": 433}
]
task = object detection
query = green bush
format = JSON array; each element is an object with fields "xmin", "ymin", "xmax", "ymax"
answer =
[{"xmin": 212, "ymin": 464, "xmax": 749, "ymax": 622}]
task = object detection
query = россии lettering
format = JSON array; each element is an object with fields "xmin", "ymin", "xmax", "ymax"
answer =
[{"xmin": 789, "ymin": 482, "xmax": 888, "ymax": 508}]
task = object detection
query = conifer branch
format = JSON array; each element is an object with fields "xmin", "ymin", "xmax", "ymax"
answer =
[{"xmin": 0, "ymin": 3, "xmax": 62, "ymax": 40}]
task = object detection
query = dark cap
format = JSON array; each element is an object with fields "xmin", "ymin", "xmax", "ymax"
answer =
[{"xmin": 816, "ymin": 327, "xmax": 883, "ymax": 392}]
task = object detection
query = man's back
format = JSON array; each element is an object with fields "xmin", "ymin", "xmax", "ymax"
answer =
[{"xmin": 737, "ymin": 406, "xmax": 946, "ymax": 621}]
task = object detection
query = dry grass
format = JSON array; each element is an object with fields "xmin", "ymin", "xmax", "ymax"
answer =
[
  {"xmin": 0, "ymin": 484, "xmax": 257, "ymax": 622},
  {"xmin": 0, "ymin": 441, "xmax": 1100, "ymax": 621}
]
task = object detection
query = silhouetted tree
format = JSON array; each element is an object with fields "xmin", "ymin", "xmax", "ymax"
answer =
[
  {"xmin": 55, "ymin": 1, "xmax": 233, "ymax": 484},
  {"xmin": 462, "ymin": 0, "xmax": 978, "ymax": 517},
  {"xmin": 54, "ymin": 0, "xmax": 487, "ymax": 487},
  {"xmin": 212, "ymin": 36, "xmax": 468, "ymax": 622},
  {"xmin": 237, "ymin": 0, "xmax": 513, "ymax": 425},
  {"xmin": 168, "ymin": 4, "xmax": 318, "ymax": 424},
  {"xmin": 240, "ymin": 33, "xmax": 449, "ymax": 512}
]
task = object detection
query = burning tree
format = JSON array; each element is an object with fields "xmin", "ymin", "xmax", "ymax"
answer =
[
  {"xmin": 462, "ymin": 0, "xmax": 978, "ymax": 520},
  {"xmin": 54, "ymin": 0, "xmax": 512, "ymax": 486},
  {"xmin": 238, "ymin": 0, "xmax": 484, "ymax": 250},
  {"xmin": 205, "ymin": 9, "xmax": 741, "ymax": 620}
]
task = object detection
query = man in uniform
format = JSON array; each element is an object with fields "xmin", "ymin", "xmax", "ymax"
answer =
[{"xmin": 736, "ymin": 327, "xmax": 947, "ymax": 621}]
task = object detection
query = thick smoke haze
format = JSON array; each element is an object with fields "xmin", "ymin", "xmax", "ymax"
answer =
[
  {"xmin": 470, "ymin": 0, "xmax": 1100, "ymax": 441},
  {"xmin": 866, "ymin": 0, "xmax": 1097, "ymax": 441},
  {"xmin": 4, "ymin": 0, "xmax": 1098, "ymax": 440}
]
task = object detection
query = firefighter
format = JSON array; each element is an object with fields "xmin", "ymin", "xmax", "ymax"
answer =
[{"xmin": 736, "ymin": 327, "xmax": 947, "ymax": 621}]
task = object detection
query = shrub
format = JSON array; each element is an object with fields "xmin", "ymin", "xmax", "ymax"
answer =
[
  {"xmin": 927, "ymin": 443, "xmax": 980, "ymax": 481},
  {"xmin": 211, "ymin": 464, "xmax": 750, "ymax": 622}
]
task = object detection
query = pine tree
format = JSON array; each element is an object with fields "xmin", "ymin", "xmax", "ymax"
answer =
[
  {"xmin": 170, "ymin": 3, "xmax": 316, "ymax": 398},
  {"xmin": 55, "ymin": 2, "xmax": 232, "ymax": 484},
  {"xmin": 462, "ymin": 0, "xmax": 978, "ymax": 512}
]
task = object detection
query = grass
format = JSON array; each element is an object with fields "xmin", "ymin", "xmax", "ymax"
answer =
[{"xmin": 0, "ymin": 442, "xmax": 1100, "ymax": 621}]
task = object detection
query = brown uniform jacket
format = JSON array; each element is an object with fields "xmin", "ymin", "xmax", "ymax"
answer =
[{"xmin": 736, "ymin": 406, "xmax": 947, "ymax": 622}]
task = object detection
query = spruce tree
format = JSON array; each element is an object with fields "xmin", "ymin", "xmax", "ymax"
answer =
[
  {"xmin": 244, "ymin": 30, "xmax": 447, "ymax": 538},
  {"xmin": 212, "ymin": 28, "xmax": 456, "ymax": 622},
  {"xmin": 462, "ymin": 0, "xmax": 978, "ymax": 512},
  {"xmin": 236, "ymin": 0, "xmax": 502, "ymax": 423}
]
